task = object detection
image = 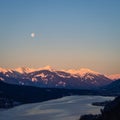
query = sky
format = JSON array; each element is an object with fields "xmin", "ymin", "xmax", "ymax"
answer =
[{"xmin": 0, "ymin": 0, "xmax": 120, "ymax": 75}]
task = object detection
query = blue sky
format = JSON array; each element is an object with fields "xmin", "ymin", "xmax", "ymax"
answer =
[{"xmin": 0, "ymin": 0, "xmax": 120, "ymax": 74}]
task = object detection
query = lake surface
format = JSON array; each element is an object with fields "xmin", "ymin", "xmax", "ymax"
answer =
[{"xmin": 0, "ymin": 96, "xmax": 114, "ymax": 120}]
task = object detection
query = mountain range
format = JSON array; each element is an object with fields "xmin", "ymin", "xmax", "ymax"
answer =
[{"xmin": 0, "ymin": 66, "xmax": 118, "ymax": 89}]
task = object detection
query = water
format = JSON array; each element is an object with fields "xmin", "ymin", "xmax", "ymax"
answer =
[{"xmin": 0, "ymin": 96, "xmax": 114, "ymax": 120}]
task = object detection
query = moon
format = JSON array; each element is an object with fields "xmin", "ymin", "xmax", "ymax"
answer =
[{"xmin": 31, "ymin": 32, "xmax": 35, "ymax": 38}]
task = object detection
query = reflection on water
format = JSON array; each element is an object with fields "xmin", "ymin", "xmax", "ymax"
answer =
[{"xmin": 0, "ymin": 96, "xmax": 114, "ymax": 120}]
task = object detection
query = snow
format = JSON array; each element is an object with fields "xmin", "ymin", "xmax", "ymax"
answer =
[
  {"xmin": 35, "ymin": 73, "xmax": 49, "ymax": 81},
  {"xmin": 5, "ymin": 74, "xmax": 9, "ymax": 77},
  {"xmin": 42, "ymin": 65, "xmax": 53, "ymax": 71},
  {"xmin": 84, "ymin": 75, "xmax": 94, "ymax": 80},
  {"xmin": 0, "ymin": 77, "xmax": 4, "ymax": 81},
  {"xmin": 35, "ymin": 73, "xmax": 54, "ymax": 81},
  {"xmin": 0, "ymin": 67, "xmax": 13, "ymax": 74},
  {"xmin": 108, "ymin": 74, "xmax": 120, "ymax": 80},
  {"xmin": 35, "ymin": 73, "xmax": 46, "ymax": 78},
  {"xmin": 0, "ymin": 66, "xmax": 118, "ymax": 85},
  {"xmin": 0, "ymin": 66, "xmax": 112, "ymax": 80},
  {"xmin": 0, "ymin": 66, "xmax": 118, "ymax": 81},
  {"xmin": 32, "ymin": 78, "xmax": 38, "ymax": 82},
  {"xmin": 0, "ymin": 67, "xmax": 8, "ymax": 73},
  {"xmin": 0, "ymin": 96, "xmax": 114, "ymax": 120},
  {"xmin": 67, "ymin": 68, "xmax": 100, "ymax": 77},
  {"xmin": 34, "ymin": 65, "xmax": 55, "ymax": 72},
  {"xmin": 56, "ymin": 73, "xmax": 71, "ymax": 78},
  {"xmin": 15, "ymin": 67, "xmax": 35, "ymax": 74},
  {"xmin": 15, "ymin": 66, "xmax": 55, "ymax": 74},
  {"xmin": 80, "ymin": 68, "xmax": 99, "ymax": 76},
  {"xmin": 58, "ymin": 81, "xmax": 66, "ymax": 86}
]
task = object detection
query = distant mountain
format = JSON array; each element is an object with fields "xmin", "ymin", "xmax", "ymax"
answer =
[
  {"xmin": 103, "ymin": 79, "xmax": 120, "ymax": 91},
  {"xmin": 108, "ymin": 74, "xmax": 120, "ymax": 80},
  {"xmin": 98, "ymin": 78, "xmax": 120, "ymax": 96},
  {"xmin": 0, "ymin": 66, "xmax": 112, "ymax": 89}
]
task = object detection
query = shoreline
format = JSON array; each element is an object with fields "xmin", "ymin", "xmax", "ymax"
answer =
[{"xmin": 0, "ymin": 95, "xmax": 115, "ymax": 110}]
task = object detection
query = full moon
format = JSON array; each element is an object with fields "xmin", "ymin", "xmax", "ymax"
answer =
[{"xmin": 31, "ymin": 32, "xmax": 35, "ymax": 38}]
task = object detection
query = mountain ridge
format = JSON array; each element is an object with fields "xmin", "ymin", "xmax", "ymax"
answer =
[
  {"xmin": 0, "ymin": 66, "xmax": 113, "ymax": 89},
  {"xmin": 108, "ymin": 74, "xmax": 120, "ymax": 80}
]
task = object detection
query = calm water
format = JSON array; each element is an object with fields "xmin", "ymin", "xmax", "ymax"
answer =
[{"xmin": 0, "ymin": 96, "xmax": 114, "ymax": 120}]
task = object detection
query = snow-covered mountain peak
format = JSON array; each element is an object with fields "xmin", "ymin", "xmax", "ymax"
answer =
[
  {"xmin": 38, "ymin": 65, "xmax": 55, "ymax": 72},
  {"xmin": 0, "ymin": 66, "xmax": 55, "ymax": 74},
  {"xmin": 43, "ymin": 65, "xmax": 53, "ymax": 71},
  {"xmin": 15, "ymin": 67, "xmax": 35, "ymax": 74},
  {"xmin": 79, "ymin": 68, "xmax": 100, "ymax": 76},
  {"xmin": 0, "ymin": 66, "xmax": 112, "ymax": 88},
  {"xmin": 108, "ymin": 74, "xmax": 120, "ymax": 80},
  {"xmin": 0, "ymin": 67, "xmax": 13, "ymax": 74},
  {"xmin": 67, "ymin": 68, "xmax": 100, "ymax": 77},
  {"xmin": 0, "ymin": 67, "xmax": 8, "ymax": 73}
]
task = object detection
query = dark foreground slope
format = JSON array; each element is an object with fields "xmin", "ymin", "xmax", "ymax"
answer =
[
  {"xmin": 101, "ymin": 79, "xmax": 120, "ymax": 96},
  {"xmin": 80, "ymin": 96, "xmax": 120, "ymax": 120},
  {"xmin": 0, "ymin": 80, "xmax": 100, "ymax": 108}
]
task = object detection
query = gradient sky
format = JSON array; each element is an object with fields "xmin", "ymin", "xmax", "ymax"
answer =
[{"xmin": 0, "ymin": 0, "xmax": 120, "ymax": 75}]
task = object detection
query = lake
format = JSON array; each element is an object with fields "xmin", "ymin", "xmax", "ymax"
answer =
[{"xmin": 0, "ymin": 96, "xmax": 114, "ymax": 120}]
